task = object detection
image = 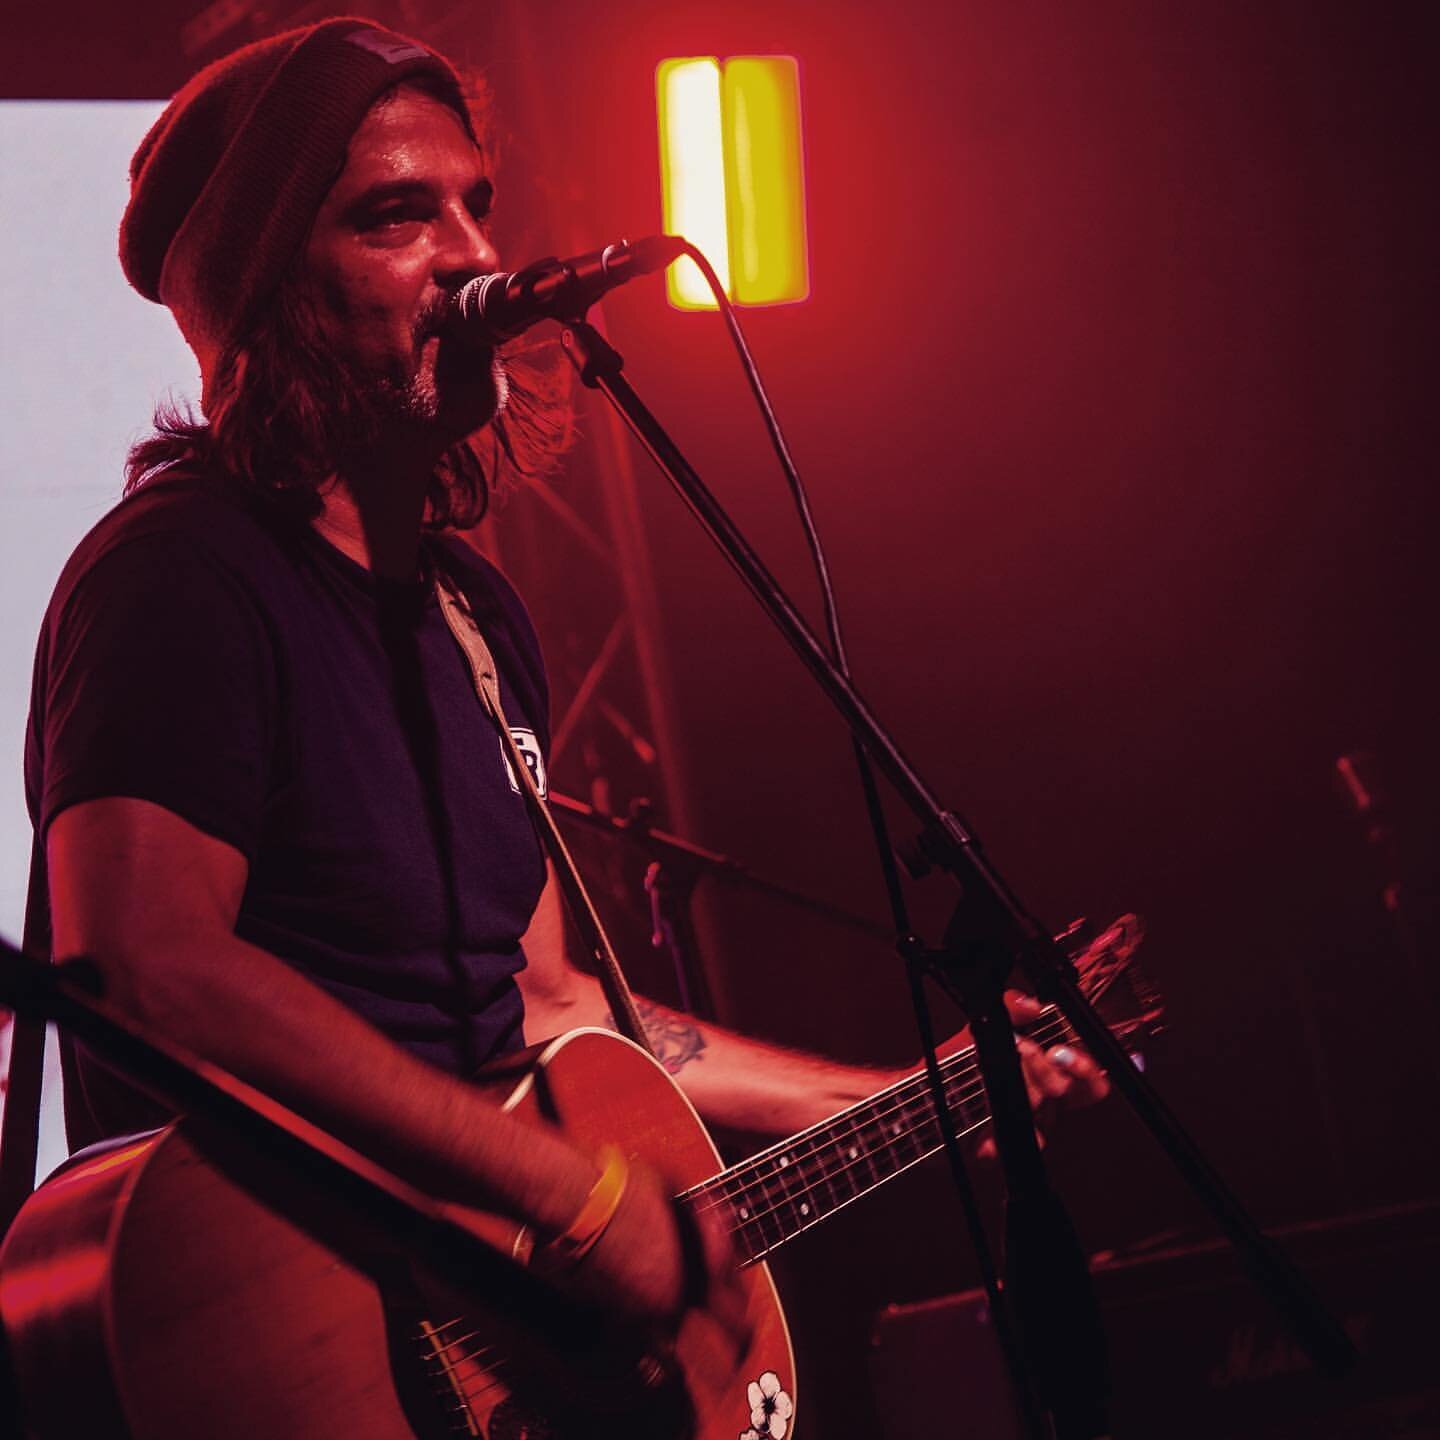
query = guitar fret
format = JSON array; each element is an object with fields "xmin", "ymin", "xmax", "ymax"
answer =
[
  {"xmin": 694, "ymin": 1039, "xmax": 1027, "ymax": 1263},
  {"xmin": 684, "ymin": 921, "xmax": 1151, "ymax": 1267},
  {"xmin": 767, "ymin": 1153, "xmax": 805, "ymax": 1221}
]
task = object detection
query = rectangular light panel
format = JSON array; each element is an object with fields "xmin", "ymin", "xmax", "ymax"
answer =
[{"xmin": 657, "ymin": 54, "xmax": 809, "ymax": 310}]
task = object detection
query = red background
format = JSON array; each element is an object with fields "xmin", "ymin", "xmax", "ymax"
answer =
[{"xmin": 6, "ymin": 1, "xmax": 1437, "ymax": 1431}]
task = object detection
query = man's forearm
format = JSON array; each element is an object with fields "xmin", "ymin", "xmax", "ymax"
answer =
[
  {"xmin": 518, "ymin": 865, "xmax": 902, "ymax": 1137},
  {"xmin": 610, "ymin": 994, "xmax": 899, "ymax": 1138},
  {"xmin": 81, "ymin": 927, "xmax": 596, "ymax": 1235}
]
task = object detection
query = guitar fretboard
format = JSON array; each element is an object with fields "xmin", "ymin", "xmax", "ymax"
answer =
[{"xmin": 682, "ymin": 1009, "xmax": 1074, "ymax": 1265}]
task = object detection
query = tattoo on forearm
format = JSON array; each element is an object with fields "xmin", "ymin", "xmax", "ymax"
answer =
[{"xmin": 605, "ymin": 998, "xmax": 708, "ymax": 1077}]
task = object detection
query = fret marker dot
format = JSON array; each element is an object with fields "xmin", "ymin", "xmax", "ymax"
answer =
[
  {"xmin": 738, "ymin": 1207, "xmax": 749, "ymax": 1219},
  {"xmin": 892, "ymin": 1124, "xmax": 902, "ymax": 1136},
  {"xmin": 848, "ymin": 1146, "xmax": 858, "ymax": 1160},
  {"xmin": 779, "ymin": 1155, "xmax": 790, "ymax": 1168},
  {"xmin": 800, "ymin": 1202, "xmax": 810, "ymax": 1216}
]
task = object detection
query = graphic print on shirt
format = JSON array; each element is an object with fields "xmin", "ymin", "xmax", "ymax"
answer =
[{"xmin": 501, "ymin": 727, "xmax": 548, "ymax": 798}]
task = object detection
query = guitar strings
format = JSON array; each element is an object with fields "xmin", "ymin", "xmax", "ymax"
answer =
[
  {"xmin": 717, "ymin": 997, "xmax": 1136, "ymax": 1255},
  {"xmin": 692, "ymin": 1012, "xmax": 1076, "ymax": 1250},
  {"xmin": 693, "ymin": 1007, "xmax": 1074, "ymax": 1208},
  {"xmin": 695, "ymin": 1012, "xmax": 1068, "ymax": 1229},
  {"xmin": 421, "ymin": 1315, "xmax": 474, "ymax": 1341},
  {"xmin": 443, "ymin": 1347, "xmax": 509, "ymax": 1375},
  {"xmin": 697, "ymin": 1009, "xmax": 1071, "ymax": 1215},
  {"xmin": 730, "ymin": 1102, "xmax": 1001, "ymax": 1264},
  {"xmin": 708, "ymin": 1068, "xmax": 1032, "ymax": 1259},
  {"xmin": 699, "ymin": 1078, "xmax": 995, "ymax": 1253},
  {"xmin": 423, "ymin": 1330, "xmax": 488, "ymax": 1363}
]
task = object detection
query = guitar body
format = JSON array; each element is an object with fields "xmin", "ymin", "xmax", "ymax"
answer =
[{"xmin": 0, "ymin": 1029, "xmax": 795, "ymax": 1440}]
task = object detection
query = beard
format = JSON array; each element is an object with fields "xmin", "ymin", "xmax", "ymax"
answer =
[
  {"xmin": 245, "ymin": 272, "xmax": 568, "ymax": 526},
  {"xmin": 352, "ymin": 300, "xmax": 511, "ymax": 450}
]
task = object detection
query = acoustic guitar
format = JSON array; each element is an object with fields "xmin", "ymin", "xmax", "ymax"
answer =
[{"xmin": 0, "ymin": 917, "xmax": 1159, "ymax": 1439}]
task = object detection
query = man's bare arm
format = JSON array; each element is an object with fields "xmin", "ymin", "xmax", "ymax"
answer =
[
  {"xmin": 46, "ymin": 797, "xmax": 715, "ymax": 1322},
  {"xmin": 520, "ymin": 866, "xmax": 912, "ymax": 1136},
  {"xmin": 518, "ymin": 864, "xmax": 1107, "ymax": 1138}
]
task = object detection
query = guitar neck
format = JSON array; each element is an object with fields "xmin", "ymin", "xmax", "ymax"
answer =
[{"xmin": 683, "ymin": 1008, "xmax": 1075, "ymax": 1266}]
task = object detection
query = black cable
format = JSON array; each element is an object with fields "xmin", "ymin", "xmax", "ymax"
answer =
[
  {"xmin": 680, "ymin": 244, "xmax": 913, "ymax": 934},
  {"xmin": 681, "ymin": 241, "xmax": 1039, "ymax": 1430}
]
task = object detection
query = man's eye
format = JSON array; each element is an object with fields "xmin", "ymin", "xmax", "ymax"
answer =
[{"xmin": 468, "ymin": 181, "xmax": 495, "ymax": 223}]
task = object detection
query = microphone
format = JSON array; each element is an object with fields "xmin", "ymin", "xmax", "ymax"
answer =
[{"xmin": 447, "ymin": 234, "xmax": 687, "ymax": 345}]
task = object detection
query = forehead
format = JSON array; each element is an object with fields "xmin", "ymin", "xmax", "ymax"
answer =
[{"xmin": 323, "ymin": 86, "xmax": 487, "ymax": 203}]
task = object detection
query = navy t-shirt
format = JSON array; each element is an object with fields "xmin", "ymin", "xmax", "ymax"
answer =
[{"xmin": 25, "ymin": 473, "xmax": 550, "ymax": 1149}]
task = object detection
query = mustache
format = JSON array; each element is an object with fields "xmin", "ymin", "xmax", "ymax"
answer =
[{"xmin": 416, "ymin": 293, "xmax": 454, "ymax": 342}]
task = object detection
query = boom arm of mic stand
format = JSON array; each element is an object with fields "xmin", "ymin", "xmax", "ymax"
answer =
[
  {"xmin": 559, "ymin": 317, "xmax": 1358, "ymax": 1380},
  {"xmin": 548, "ymin": 790, "xmax": 894, "ymax": 942}
]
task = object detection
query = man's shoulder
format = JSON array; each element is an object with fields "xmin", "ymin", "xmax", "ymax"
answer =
[
  {"xmin": 52, "ymin": 474, "xmax": 295, "ymax": 609},
  {"xmin": 72, "ymin": 472, "xmax": 274, "ymax": 559}
]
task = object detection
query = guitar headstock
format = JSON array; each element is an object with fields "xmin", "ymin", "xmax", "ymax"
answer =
[{"xmin": 1057, "ymin": 913, "xmax": 1167, "ymax": 1059}]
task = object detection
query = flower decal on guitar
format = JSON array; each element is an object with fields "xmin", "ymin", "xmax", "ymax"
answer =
[{"xmin": 741, "ymin": 1369, "xmax": 793, "ymax": 1439}]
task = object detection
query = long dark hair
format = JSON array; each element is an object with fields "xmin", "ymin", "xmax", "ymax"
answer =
[
  {"xmin": 124, "ymin": 279, "xmax": 573, "ymax": 528},
  {"xmin": 124, "ymin": 77, "xmax": 573, "ymax": 528}
]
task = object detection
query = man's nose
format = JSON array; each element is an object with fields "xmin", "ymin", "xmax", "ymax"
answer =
[{"xmin": 437, "ymin": 204, "xmax": 499, "ymax": 280}]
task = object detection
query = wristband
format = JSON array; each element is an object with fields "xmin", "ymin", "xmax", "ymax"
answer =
[{"xmin": 540, "ymin": 1143, "xmax": 629, "ymax": 1268}]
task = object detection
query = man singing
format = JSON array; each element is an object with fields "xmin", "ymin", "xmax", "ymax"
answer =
[{"xmin": 25, "ymin": 15, "xmax": 1101, "ymax": 1348}]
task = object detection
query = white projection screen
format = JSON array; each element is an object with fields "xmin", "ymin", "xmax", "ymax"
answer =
[{"xmin": 0, "ymin": 101, "xmax": 199, "ymax": 1176}]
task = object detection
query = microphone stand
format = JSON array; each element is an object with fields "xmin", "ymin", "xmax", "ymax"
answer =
[
  {"xmin": 550, "ymin": 788, "xmax": 890, "ymax": 1023},
  {"xmin": 548, "ymin": 790, "xmax": 894, "ymax": 942},
  {"xmin": 558, "ymin": 317, "xmax": 1357, "ymax": 1435}
]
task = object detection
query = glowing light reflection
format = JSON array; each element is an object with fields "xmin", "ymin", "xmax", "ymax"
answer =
[{"xmin": 657, "ymin": 58, "xmax": 730, "ymax": 309}]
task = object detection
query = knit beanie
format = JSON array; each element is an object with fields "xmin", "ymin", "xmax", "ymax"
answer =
[{"xmin": 120, "ymin": 16, "xmax": 472, "ymax": 397}]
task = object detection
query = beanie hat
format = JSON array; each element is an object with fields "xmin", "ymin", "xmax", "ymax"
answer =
[{"xmin": 120, "ymin": 16, "xmax": 472, "ymax": 393}]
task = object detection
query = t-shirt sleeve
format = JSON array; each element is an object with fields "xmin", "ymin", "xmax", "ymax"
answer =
[{"xmin": 36, "ymin": 530, "xmax": 276, "ymax": 860}]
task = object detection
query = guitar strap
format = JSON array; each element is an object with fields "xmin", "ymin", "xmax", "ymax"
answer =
[
  {"xmin": 433, "ymin": 565, "xmax": 655, "ymax": 1060},
  {"xmin": 0, "ymin": 840, "xmax": 52, "ymax": 1239}
]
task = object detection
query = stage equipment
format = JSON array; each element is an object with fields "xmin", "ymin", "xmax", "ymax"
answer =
[
  {"xmin": 529, "ymin": 238, "xmax": 1357, "ymax": 1437},
  {"xmin": 657, "ymin": 57, "xmax": 809, "ymax": 309},
  {"xmin": 871, "ymin": 1203, "xmax": 1440, "ymax": 1439},
  {"xmin": 551, "ymin": 788, "xmax": 896, "ymax": 1022}
]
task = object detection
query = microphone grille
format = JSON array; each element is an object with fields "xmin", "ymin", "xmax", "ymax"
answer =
[{"xmin": 453, "ymin": 272, "xmax": 507, "ymax": 324}]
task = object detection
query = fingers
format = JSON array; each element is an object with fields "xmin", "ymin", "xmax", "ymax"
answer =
[
  {"xmin": 692, "ymin": 1204, "xmax": 752, "ymax": 1355},
  {"xmin": 1004, "ymin": 988, "xmax": 1044, "ymax": 1025},
  {"xmin": 973, "ymin": 1034, "xmax": 1110, "ymax": 1162},
  {"xmin": 1047, "ymin": 1042, "xmax": 1111, "ymax": 1101},
  {"xmin": 1019, "ymin": 1036, "xmax": 1111, "ymax": 1105},
  {"xmin": 1018, "ymin": 1036, "xmax": 1070, "ymax": 1103}
]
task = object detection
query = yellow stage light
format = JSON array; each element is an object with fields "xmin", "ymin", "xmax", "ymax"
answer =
[{"xmin": 657, "ymin": 55, "xmax": 809, "ymax": 310}]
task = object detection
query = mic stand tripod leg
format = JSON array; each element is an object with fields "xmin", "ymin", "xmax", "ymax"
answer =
[
  {"xmin": 934, "ymin": 941, "xmax": 1110, "ymax": 1440},
  {"xmin": 901, "ymin": 939, "xmax": 1051, "ymax": 1440}
]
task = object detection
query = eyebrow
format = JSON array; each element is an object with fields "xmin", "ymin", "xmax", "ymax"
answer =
[{"xmin": 342, "ymin": 176, "xmax": 494, "ymax": 218}]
